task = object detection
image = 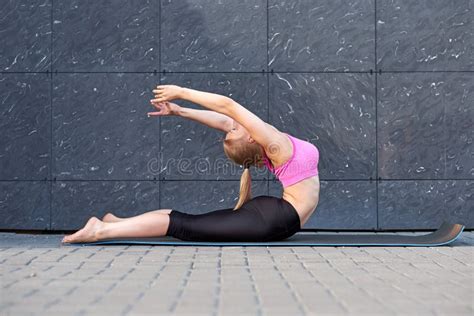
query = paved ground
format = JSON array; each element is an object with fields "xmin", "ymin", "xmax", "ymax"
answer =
[{"xmin": 0, "ymin": 230, "xmax": 472, "ymax": 316}]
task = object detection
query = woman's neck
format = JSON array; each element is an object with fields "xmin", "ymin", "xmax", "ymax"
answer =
[{"xmin": 253, "ymin": 146, "xmax": 268, "ymax": 168}]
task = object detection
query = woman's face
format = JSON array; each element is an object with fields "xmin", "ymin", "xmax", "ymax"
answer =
[{"xmin": 225, "ymin": 120, "xmax": 248, "ymax": 142}]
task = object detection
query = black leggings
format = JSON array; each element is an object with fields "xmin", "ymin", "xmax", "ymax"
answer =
[{"xmin": 165, "ymin": 195, "xmax": 301, "ymax": 242}]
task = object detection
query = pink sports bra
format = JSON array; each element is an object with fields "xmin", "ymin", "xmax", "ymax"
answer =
[{"xmin": 263, "ymin": 133, "xmax": 320, "ymax": 188}]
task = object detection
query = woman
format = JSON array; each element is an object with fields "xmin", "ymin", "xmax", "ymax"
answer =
[{"xmin": 62, "ymin": 85, "xmax": 320, "ymax": 243}]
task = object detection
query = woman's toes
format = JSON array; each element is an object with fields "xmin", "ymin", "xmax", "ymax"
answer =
[
  {"xmin": 63, "ymin": 217, "xmax": 104, "ymax": 243},
  {"xmin": 102, "ymin": 212, "xmax": 121, "ymax": 223},
  {"xmin": 62, "ymin": 234, "xmax": 73, "ymax": 243},
  {"xmin": 102, "ymin": 212, "xmax": 113, "ymax": 222}
]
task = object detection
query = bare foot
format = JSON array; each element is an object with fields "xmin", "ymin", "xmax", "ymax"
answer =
[
  {"xmin": 62, "ymin": 217, "xmax": 105, "ymax": 243},
  {"xmin": 102, "ymin": 212, "xmax": 123, "ymax": 223}
]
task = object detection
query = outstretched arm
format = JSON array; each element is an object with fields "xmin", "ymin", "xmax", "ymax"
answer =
[
  {"xmin": 152, "ymin": 85, "xmax": 233, "ymax": 115},
  {"xmin": 148, "ymin": 101, "xmax": 233, "ymax": 133},
  {"xmin": 152, "ymin": 85, "xmax": 291, "ymax": 162},
  {"xmin": 177, "ymin": 107, "xmax": 233, "ymax": 133}
]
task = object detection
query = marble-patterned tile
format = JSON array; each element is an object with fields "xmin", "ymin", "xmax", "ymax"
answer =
[
  {"xmin": 52, "ymin": 73, "xmax": 160, "ymax": 180},
  {"xmin": 379, "ymin": 180, "xmax": 473, "ymax": 229},
  {"xmin": 269, "ymin": 0, "xmax": 375, "ymax": 72},
  {"xmin": 377, "ymin": 0, "xmax": 473, "ymax": 71},
  {"xmin": 161, "ymin": 0, "xmax": 266, "ymax": 72},
  {"xmin": 378, "ymin": 73, "xmax": 473, "ymax": 179},
  {"xmin": 51, "ymin": 180, "xmax": 160, "ymax": 230},
  {"xmin": 160, "ymin": 73, "xmax": 269, "ymax": 180},
  {"xmin": 444, "ymin": 74, "xmax": 474, "ymax": 178},
  {"xmin": 269, "ymin": 72, "xmax": 376, "ymax": 180},
  {"xmin": 0, "ymin": 0, "xmax": 51, "ymax": 72},
  {"xmin": 0, "ymin": 74, "xmax": 50, "ymax": 180},
  {"xmin": 0, "ymin": 181, "xmax": 50, "ymax": 229},
  {"xmin": 53, "ymin": 0, "xmax": 158, "ymax": 72},
  {"xmin": 444, "ymin": 180, "xmax": 474, "ymax": 229},
  {"xmin": 269, "ymin": 180, "xmax": 377, "ymax": 229},
  {"xmin": 161, "ymin": 180, "xmax": 268, "ymax": 214}
]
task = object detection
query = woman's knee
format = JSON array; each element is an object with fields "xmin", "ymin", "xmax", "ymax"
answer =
[{"xmin": 154, "ymin": 209, "xmax": 172, "ymax": 215}]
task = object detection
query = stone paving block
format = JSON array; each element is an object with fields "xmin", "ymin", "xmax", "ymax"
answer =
[
  {"xmin": 433, "ymin": 305, "xmax": 473, "ymax": 316},
  {"xmin": 124, "ymin": 305, "xmax": 172, "ymax": 315},
  {"xmin": 137, "ymin": 289, "xmax": 177, "ymax": 302},
  {"xmin": 218, "ymin": 306, "xmax": 261, "ymax": 316},
  {"xmin": 261, "ymin": 306, "xmax": 305, "ymax": 315},
  {"xmin": 2, "ymin": 307, "xmax": 47, "ymax": 316}
]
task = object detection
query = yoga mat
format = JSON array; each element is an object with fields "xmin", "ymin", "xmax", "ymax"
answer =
[{"xmin": 77, "ymin": 221, "xmax": 465, "ymax": 247}]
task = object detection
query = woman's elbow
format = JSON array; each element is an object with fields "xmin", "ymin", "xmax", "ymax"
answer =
[{"xmin": 220, "ymin": 97, "xmax": 237, "ymax": 116}]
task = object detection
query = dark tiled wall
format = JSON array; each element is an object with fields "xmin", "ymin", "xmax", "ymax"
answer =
[{"xmin": 0, "ymin": 0, "xmax": 472, "ymax": 231}]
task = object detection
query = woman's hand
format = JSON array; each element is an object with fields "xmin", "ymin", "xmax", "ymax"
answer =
[
  {"xmin": 152, "ymin": 85, "xmax": 183, "ymax": 103},
  {"xmin": 147, "ymin": 101, "xmax": 181, "ymax": 117}
]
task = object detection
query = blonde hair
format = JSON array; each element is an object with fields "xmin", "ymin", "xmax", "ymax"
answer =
[{"xmin": 223, "ymin": 138, "xmax": 262, "ymax": 210}]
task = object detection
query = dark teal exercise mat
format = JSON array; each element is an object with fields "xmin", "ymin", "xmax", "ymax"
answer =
[{"xmin": 76, "ymin": 221, "xmax": 465, "ymax": 247}]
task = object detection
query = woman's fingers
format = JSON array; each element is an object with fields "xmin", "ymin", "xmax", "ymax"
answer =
[
  {"xmin": 148, "ymin": 87, "xmax": 171, "ymax": 117},
  {"xmin": 147, "ymin": 111, "xmax": 162, "ymax": 117},
  {"xmin": 150, "ymin": 99, "xmax": 165, "ymax": 104},
  {"xmin": 151, "ymin": 86, "xmax": 171, "ymax": 103},
  {"xmin": 150, "ymin": 100, "xmax": 163, "ymax": 109}
]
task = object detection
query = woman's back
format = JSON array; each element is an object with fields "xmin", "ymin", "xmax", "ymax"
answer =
[{"xmin": 262, "ymin": 133, "xmax": 321, "ymax": 226}]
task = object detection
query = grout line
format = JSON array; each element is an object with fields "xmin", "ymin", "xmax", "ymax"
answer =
[
  {"xmin": 1, "ymin": 178, "xmax": 471, "ymax": 182},
  {"xmin": 266, "ymin": 0, "xmax": 269, "ymax": 73},
  {"xmin": 267, "ymin": 70, "xmax": 270, "ymax": 192},
  {"xmin": 374, "ymin": 0, "xmax": 377, "ymax": 72},
  {"xmin": 266, "ymin": 0, "xmax": 270, "ymax": 194},
  {"xmin": 2, "ymin": 70, "xmax": 474, "ymax": 74},
  {"xmin": 373, "ymin": 70, "xmax": 474, "ymax": 73},
  {"xmin": 158, "ymin": 0, "xmax": 161, "ymax": 209},
  {"xmin": 49, "ymin": 0, "xmax": 54, "ymax": 230},
  {"xmin": 375, "ymin": 75, "xmax": 379, "ymax": 230},
  {"xmin": 443, "ymin": 81, "xmax": 447, "ymax": 180},
  {"xmin": 375, "ymin": 0, "xmax": 379, "ymax": 230},
  {"xmin": 49, "ymin": 180, "xmax": 53, "ymax": 230}
]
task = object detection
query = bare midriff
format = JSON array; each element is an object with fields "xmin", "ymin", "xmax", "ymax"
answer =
[{"xmin": 282, "ymin": 175, "xmax": 320, "ymax": 227}]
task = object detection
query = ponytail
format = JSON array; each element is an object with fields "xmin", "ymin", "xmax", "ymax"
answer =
[
  {"xmin": 233, "ymin": 167, "xmax": 252, "ymax": 210},
  {"xmin": 222, "ymin": 138, "xmax": 258, "ymax": 210}
]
